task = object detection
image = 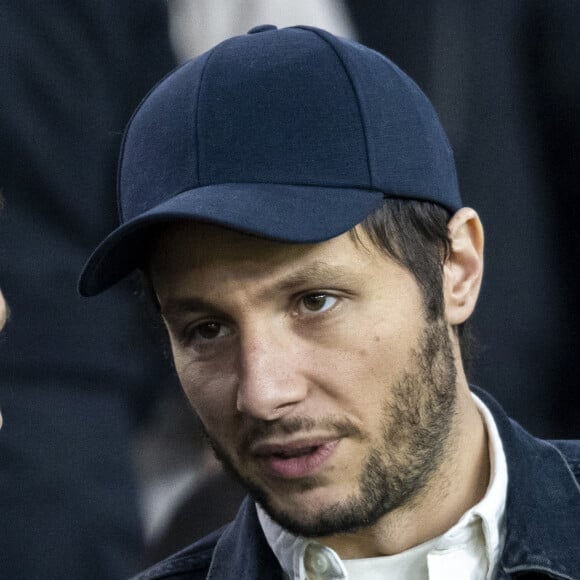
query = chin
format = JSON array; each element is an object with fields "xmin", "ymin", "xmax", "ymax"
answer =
[
  {"xmin": 272, "ymin": 481, "xmax": 344, "ymax": 509},
  {"xmin": 256, "ymin": 482, "xmax": 370, "ymax": 538}
]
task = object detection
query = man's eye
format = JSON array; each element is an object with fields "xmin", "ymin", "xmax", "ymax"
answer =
[
  {"xmin": 187, "ymin": 321, "xmax": 230, "ymax": 342},
  {"xmin": 300, "ymin": 293, "xmax": 337, "ymax": 313}
]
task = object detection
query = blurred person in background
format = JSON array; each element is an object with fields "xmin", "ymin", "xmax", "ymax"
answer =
[
  {"xmin": 167, "ymin": 0, "xmax": 354, "ymax": 62},
  {"xmin": 0, "ymin": 2, "xmax": 178, "ymax": 578}
]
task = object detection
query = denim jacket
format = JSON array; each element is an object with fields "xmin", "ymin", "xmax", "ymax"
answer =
[{"xmin": 134, "ymin": 389, "xmax": 580, "ymax": 580}]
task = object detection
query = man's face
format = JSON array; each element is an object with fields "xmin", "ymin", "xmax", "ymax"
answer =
[{"xmin": 151, "ymin": 223, "xmax": 458, "ymax": 537}]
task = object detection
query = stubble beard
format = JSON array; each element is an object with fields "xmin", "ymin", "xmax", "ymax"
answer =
[{"xmin": 202, "ymin": 318, "xmax": 457, "ymax": 538}]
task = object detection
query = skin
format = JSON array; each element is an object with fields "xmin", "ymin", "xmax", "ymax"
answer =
[{"xmin": 151, "ymin": 208, "xmax": 488, "ymax": 558}]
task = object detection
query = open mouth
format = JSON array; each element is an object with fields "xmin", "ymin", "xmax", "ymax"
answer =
[
  {"xmin": 271, "ymin": 445, "xmax": 321, "ymax": 459},
  {"xmin": 255, "ymin": 440, "xmax": 340, "ymax": 479}
]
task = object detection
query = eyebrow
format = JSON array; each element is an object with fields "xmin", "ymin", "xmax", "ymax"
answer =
[
  {"xmin": 160, "ymin": 260, "xmax": 357, "ymax": 319},
  {"xmin": 272, "ymin": 262, "xmax": 356, "ymax": 293},
  {"xmin": 160, "ymin": 296, "xmax": 223, "ymax": 320}
]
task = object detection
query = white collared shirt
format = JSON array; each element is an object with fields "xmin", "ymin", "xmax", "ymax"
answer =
[{"xmin": 257, "ymin": 394, "xmax": 508, "ymax": 579}]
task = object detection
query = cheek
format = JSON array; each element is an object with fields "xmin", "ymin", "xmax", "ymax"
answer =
[
  {"xmin": 172, "ymin": 347, "xmax": 238, "ymax": 429},
  {"xmin": 314, "ymin": 319, "xmax": 417, "ymax": 413},
  {"xmin": 333, "ymin": 319, "xmax": 415, "ymax": 372}
]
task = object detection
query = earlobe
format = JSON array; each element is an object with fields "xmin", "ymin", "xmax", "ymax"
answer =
[{"xmin": 444, "ymin": 208, "xmax": 484, "ymax": 325}]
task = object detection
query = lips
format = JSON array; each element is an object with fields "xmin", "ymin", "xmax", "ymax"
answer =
[{"xmin": 251, "ymin": 438, "xmax": 340, "ymax": 479}]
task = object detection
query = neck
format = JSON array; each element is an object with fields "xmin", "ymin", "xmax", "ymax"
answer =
[{"xmin": 319, "ymin": 381, "xmax": 490, "ymax": 559}]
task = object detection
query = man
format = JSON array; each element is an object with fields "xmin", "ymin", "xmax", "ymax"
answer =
[{"xmin": 79, "ymin": 25, "xmax": 580, "ymax": 580}]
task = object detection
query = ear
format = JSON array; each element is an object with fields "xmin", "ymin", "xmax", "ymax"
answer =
[{"xmin": 444, "ymin": 208, "xmax": 484, "ymax": 325}]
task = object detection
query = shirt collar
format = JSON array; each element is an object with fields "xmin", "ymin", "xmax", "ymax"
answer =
[
  {"xmin": 257, "ymin": 393, "xmax": 508, "ymax": 580},
  {"xmin": 464, "ymin": 393, "xmax": 508, "ymax": 572}
]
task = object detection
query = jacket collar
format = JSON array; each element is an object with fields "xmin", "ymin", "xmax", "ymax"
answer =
[
  {"xmin": 474, "ymin": 387, "xmax": 580, "ymax": 579},
  {"xmin": 207, "ymin": 497, "xmax": 283, "ymax": 580}
]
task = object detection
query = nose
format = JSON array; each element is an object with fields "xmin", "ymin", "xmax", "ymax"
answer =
[{"xmin": 236, "ymin": 327, "xmax": 309, "ymax": 420}]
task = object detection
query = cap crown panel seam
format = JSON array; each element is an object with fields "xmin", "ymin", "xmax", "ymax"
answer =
[
  {"xmin": 299, "ymin": 27, "xmax": 373, "ymax": 189},
  {"xmin": 194, "ymin": 45, "xmax": 222, "ymax": 189}
]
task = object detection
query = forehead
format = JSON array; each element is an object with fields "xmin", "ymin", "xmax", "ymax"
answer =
[
  {"xmin": 150, "ymin": 221, "xmax": 401, "ymax": 295},
  {"xmin": 152, "ymin": 222, "xmax": 314, "ymax": 273}
]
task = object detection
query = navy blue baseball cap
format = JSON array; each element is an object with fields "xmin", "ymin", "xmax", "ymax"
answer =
[{"xmin": 79, "ymin": 24, "xmax": 461, "ymax": 296}]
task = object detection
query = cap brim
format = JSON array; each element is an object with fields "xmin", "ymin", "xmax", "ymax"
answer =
[{"xmin": 79, "ymin": 183, "xmax": 385, "ymax": 296}]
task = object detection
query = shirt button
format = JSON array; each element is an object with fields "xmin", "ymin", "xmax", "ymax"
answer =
[
  {"xmin": 304, "ymin": 543, "xmax": 345, "ymax": 579},
  {"xmin": 310, "ymin": 551, "xmax": 330, "ymax": 574},
  {"xmin": 247, "ymin": 24, "xmax": 278, "ymax": 34}
]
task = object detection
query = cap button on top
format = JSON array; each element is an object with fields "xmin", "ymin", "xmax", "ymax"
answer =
[{"xmin": 247, "ymin": 24, "xmax": 278, "ymax": 34}]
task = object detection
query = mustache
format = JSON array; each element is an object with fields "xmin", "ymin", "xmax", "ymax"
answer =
[{"xmin": 240, "ymin": 416, "xmax": 363, "ymax": 449}]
